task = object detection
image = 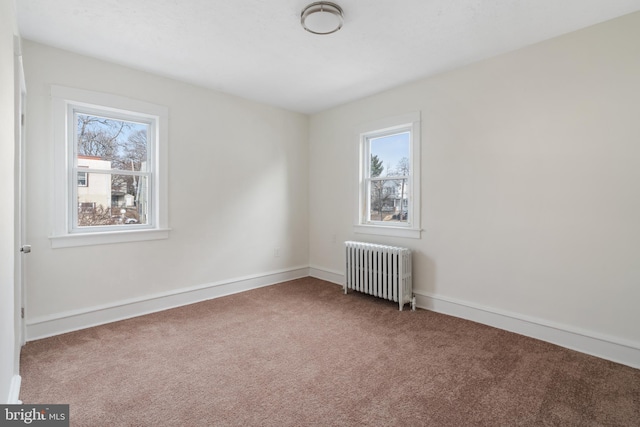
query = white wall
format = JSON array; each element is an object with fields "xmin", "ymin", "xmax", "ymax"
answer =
[
  {"xmin": 0, "ymin": 0, "xmax": 18, "ymax": 404},
  {"xmin": 309, "ymin": 13, "xmax": 640, "ymax": 363},
  {"xmin": 22, "ymin": 41, "xmax": 309, "ymax": 335}
]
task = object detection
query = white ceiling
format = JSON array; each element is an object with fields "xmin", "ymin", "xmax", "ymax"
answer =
[{"xmin": 16, "ymin": 0, "xmax": 640, "ymax": 114}]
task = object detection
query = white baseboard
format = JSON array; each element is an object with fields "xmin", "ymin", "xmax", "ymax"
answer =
[
  {"xmin": 24, "ymin": 263, "xmax": 640, "ymax": 370},
  {"xmin": 26, "ymin": 266, "xmax": 310, "ymax": 341},
  {"xmin": 8, "ymin": 375, "xmax": 21, "ymax": 404},
  {"xmin": 414, "ymin": 290, "xmax": 640, "ymax": 370},
  {"xmin": 310, "ymin": 266, "xmax": 640, "ymax": 370},
  {"xmin": 309, "ymin": 265, "xmax": 343, "ymax": 285}
]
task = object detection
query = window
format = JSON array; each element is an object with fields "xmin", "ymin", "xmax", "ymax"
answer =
[
  {"xmin": 355, "ymin": 112, "xmax": 421, "ymax": 239},
  {"xmin": 73, "ymin": 114, "xmax": 149, "ymax": 229},
  {"xmin": 77, "ymin": 168, "xmax": 88, "ymax": 187},
  {"xmin": 51, "ymin": 86, "xmax": 169, "ymax": 248}
]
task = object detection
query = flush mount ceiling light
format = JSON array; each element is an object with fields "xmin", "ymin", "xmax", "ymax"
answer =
[{"xmin": 301, "ymin": 2, "xmax": 344, "ymax": 35}]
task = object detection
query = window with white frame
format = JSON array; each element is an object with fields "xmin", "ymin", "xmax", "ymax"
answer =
[
  {"xmin": 77, "ymin": 167, "xmax": 88, "ymax": 187},
  {"xmin": 355, "ymin": 112, "xmax": 421, "ymax": 239},
  {"xmin": 51, "ymin": 86, "xmax": 169, "ymax": 248}
]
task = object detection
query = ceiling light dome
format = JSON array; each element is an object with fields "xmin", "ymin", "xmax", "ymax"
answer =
[{"xmin": 301, "ymin": 2, "xmax": 344, "ymax": 35}]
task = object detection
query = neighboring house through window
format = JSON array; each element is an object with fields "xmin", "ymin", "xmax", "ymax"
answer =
[
  {"xmin": 51, "ymin": 86, "xmax": 169, "ymax": 248},
  {"xmin": 355, "ymin": 112, "xmax": 421, "ymax": 239}
]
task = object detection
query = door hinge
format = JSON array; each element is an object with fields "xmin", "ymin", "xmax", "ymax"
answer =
[{"xmin": 21, "ymin": 307, "xmax": 24, "ymax": 319}]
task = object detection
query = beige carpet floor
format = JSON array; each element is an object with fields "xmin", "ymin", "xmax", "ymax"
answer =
[{"xmin": 20, "ymin": 277, "xmax": 640, "ymax": 426}]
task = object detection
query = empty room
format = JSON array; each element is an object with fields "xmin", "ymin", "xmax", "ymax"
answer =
[{"xmin": 2, "ymin": 0, "xmax": 640, "ymax": 425}]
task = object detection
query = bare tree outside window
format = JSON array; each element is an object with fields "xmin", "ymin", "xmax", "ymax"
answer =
[{"xmin": 77, "ymin": 115, "xmax": 128, "ymax": 158}]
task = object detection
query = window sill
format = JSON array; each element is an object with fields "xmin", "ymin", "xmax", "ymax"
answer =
[
  {"xmin": 49, "ymin": 228, "xmax": 171, "ymax": 249},
  {"xmin": 354, "ymin": 224, "xmax": 421, "ymax": 239}
]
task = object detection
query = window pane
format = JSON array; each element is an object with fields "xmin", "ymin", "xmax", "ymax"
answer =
[
  {"xmin": 368, "ymin": 178, "xmax": 408, "ymax": 223},
  {"xmin": 369, "ymin": 131, "xmax": 410, "ymax": 178},
  {"xmin": 76, "ymin": 173, "xmax": 149, "ymax": 227},
  {"xmin": 76, "ymin": 113, "xmax": 148, "ymax": 171}
]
